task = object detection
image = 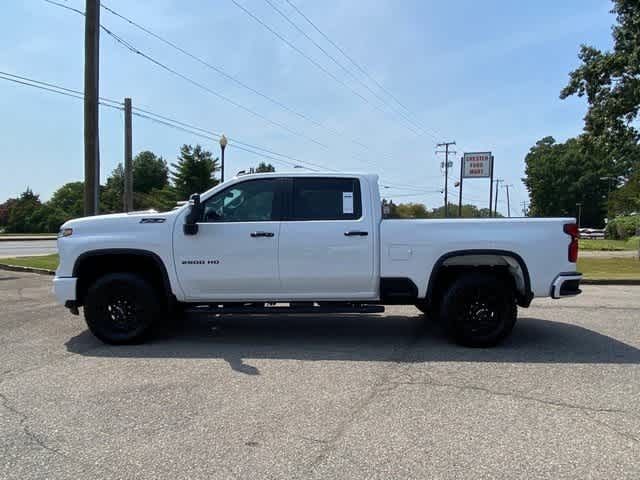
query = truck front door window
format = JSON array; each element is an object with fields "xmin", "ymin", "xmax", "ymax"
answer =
[{"xmin": 201, "ymin": 179, "xmax": 279, "ymax": 222}]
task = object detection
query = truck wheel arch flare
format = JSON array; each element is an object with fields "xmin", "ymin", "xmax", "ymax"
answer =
[
  {"xmin": 426, "ymin": 249, "xmax": 533, "ymax": 307},
  {"xmin": 72, "ymin": 248, "xmax": 174, "ymax": 304}
]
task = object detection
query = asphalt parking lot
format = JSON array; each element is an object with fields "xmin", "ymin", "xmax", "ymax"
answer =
[{"xmin": 1, "ymin": 271, "xmax": 639, "ymax": 479}]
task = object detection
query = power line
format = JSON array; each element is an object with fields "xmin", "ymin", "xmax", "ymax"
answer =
[
  {"xmin": 229, "ymin": 0, "xmax": 423, "ymax": 137},
  {"xmin": 131, "ymin": 111, "xmax": 321, "ymax": 171},
  {"xmin": 98, "ymin": 2, "xmax": 401, "ymax": 163},
  {"xmin": 41, "ymin": 0, "xmax": 329, "ymax": 149},
  {"xmin": 100, "ymin": 25, "xmax": 331, "ymax": 149},
  {"xmin": 261, "ymin": 0, "xmax": 432, "ymax": 139},
  {"xmin": 0, "ymin": 69, "xmax": 324, "ymax": 172},
  {"xmin": 0, "ymin": 70, "xmax": 123, "ymax": 108},
  {"xmin": 282, "ymin": 0, "xmax": 443, "ymax": 140},
  {"xmin": 42, "ymin": 0, "xmax": 83, "ymax": 16},
  {"xmin": 42, "ymin": 0, "xmax": 449, "ymax": 188},
  {"xmin": 0, "ymin": 72, "xmax": 122, "ymax": 111},
  {"xmin": 1, "ymin": 67, "xmax": 441, "ymax": 192}
]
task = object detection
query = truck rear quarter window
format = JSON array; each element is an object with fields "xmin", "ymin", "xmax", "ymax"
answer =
[{"xmin": 291, "ymin": 177, "xmax": 362, "ymax": 221}]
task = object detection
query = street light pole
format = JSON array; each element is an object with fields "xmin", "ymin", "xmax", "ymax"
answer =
[
  {"xmin": 599, "ymin": 175, "xmax": 616, "ymax": 220},
  {"xmin": 219, "ymin": 134, "xmax": 227, "ymax": 183}
]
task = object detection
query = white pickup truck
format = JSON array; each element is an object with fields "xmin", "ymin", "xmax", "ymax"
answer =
[{"xmin": 53, "ymin": 172, "xmax": 582, "ymax": 347}]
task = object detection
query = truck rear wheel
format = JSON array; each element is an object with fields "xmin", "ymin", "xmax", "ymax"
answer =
[
  {"xmin": 440, "ymin": 272, "xmax": 517, "ymax": 347},
  {"xmin": 414, "ymin": 301, "xmax": 439, "ymax": 321},
  {"xmin": 84, "ymin": 273, "xmax": 160, "ymax": 345}
]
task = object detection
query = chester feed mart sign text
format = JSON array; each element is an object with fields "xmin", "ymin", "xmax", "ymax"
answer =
[{"xmin": 463, "ymin": 152, "xmax": 493, "ymax": 178}]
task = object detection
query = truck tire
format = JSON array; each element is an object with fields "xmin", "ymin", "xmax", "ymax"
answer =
[
  {"xmin": 414, "ymin": 301, "xmax": 439, "ymax": 321},
  {"xmin": 440, "ymin": 272, "xmax": 517, "ymax": 347},
  {"xmin": 84, "ymin": 272, "xmax": 160, "ymax": 345}
]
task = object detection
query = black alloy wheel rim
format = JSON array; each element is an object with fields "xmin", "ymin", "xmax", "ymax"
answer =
[
  {"xmin": 461, "ymin": 289, "xmax": 503, "ymax": 337},
  {"xmin": 104, "ymin": 292, "xmax": 141, "ymax": 332}
]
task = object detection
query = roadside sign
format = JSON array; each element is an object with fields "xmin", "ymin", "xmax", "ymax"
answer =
[{"xmin": 462, "ymin": 152, "xmax": 492, "ymax": 178}]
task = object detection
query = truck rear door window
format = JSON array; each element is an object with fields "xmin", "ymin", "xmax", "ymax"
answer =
[{"xmin": 291, "ymin": 178, "xmax": 362, "ymax": 220}]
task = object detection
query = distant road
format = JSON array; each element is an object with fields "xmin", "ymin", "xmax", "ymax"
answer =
[{"xmin": 0, "ymin": 240, "xmax": 57, "ymax": 258}]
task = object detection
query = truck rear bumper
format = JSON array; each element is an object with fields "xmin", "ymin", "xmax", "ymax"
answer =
[
  {"xmin": 53, "ymin": 276, "xmax": 77, "ymax": 304},
  {"xmin": 550, "ymin": 272, "xmax": 582, "ymax": 299}
]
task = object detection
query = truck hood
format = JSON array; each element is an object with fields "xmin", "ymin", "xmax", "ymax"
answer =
[{"xmin": 61, "ymin": 210, "xmax": 177, "ymax": 235}]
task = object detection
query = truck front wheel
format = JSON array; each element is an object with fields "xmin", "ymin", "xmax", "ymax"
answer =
[
  {"xmin": 84, "ymin": 273, "xmax": 160, "ymax": 344},
  {"xmin": 440, "ymin": 272, "xmax": 517, "ymax": 347}
]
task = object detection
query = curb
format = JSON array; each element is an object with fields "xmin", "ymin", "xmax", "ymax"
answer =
[
  {"xmin": 581, "ymin": 278, "xmax": 640, "ymax": 285},
  {"xmin": 0, "ymin": 263, "xmax": 55, "ymax": 276},
  {"xmin": 0, "ymin": 236, "xmax": 56, "ymax": 242}
]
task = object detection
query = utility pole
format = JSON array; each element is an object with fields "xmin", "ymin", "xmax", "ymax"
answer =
[
  {"xmin": 458, "ymin": 157, "xmax": 463, "ymax": 217},
  {"xmin": 123, "ymin": 97, "xmax": 133, "ymax": 212},
  {"xmin": 84, "ymin": 0, "xmax": 100, "ymax": 216},
  {"xmin": 599, "ymin": 175, "xmax": 616, "ymax": 220},
  {"xmin": 576, "ymin": 202, "xmax": 582, "ymax": 228},
  {"xmin": 521, "ymin": 200, "xmax": 528, "ymax": 217},
  {"xmin": 503, "ymin": 184, "xmax": 513, "ymax": 217},
  {"xmin": 437, "ymin": 141, "xmax": 456, "ymax": 217},
  {"xmin": 493, "ymin": 179, "xmax": 504, "ymax": 216},
  {"xmin": 488, "ymin": 156, "xmax": 495, "ymax": 217}
]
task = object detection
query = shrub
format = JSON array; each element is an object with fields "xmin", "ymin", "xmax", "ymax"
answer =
[{"xmin": 606, "ymin": 215, "xmax": 640, "ymax": 240}]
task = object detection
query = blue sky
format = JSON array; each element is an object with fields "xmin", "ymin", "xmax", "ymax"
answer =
[{"xmin": 0, "ymin": 0, "xmax": 614, "ymax": 215}]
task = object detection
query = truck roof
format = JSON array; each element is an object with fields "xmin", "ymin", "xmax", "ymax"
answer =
[{"xmin": 233, "ymin": 171, "xmax": 379, "ymax": 181}]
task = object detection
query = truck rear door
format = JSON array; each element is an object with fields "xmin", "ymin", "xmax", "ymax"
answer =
[{"xmin": 278, "ymin": 177, "xmax": 376, "ymax": 300}]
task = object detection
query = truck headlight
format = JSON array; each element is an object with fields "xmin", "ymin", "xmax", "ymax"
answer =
[{"xmin": 59, "ymin": 228, "xmax": 73, "ymax": 238}]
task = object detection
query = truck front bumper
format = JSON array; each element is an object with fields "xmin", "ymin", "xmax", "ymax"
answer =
[
  {"xmin": 550, "ymin": 272, "xmax": 582, "ymax": 299},
  {"xmin": 52, "ymin": 276, "xmax": 77, "ymax": 304}
]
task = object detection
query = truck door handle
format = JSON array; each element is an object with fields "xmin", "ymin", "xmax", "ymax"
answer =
[
  {"xmin": 344, "ymin": 231, "xmax": 368, "ymax": 236},
  {"xmin": 250, "ymin": 231, "xmax": 275, "ymax": 237}
]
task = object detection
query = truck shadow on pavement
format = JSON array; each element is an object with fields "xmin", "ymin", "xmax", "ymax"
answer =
[{"xmin": 65, "ymin": 313, "xmax": 640, "ymax": 375}]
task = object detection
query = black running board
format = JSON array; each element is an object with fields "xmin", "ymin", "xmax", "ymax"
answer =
[{"xmin": 185, "ymin": 303, "xmax": 385, "ymax": 315}]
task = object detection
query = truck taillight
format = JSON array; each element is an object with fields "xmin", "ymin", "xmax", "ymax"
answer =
[{"xmin": 563, "ymin": 223, "xmax": 578, "ymax": 262}]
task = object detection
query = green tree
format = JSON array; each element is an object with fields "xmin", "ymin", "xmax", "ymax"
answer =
[
  {"xmin": 136, "ymin": 185, "xmax": 178, "ymax": 212},
  {"xmin": 561, "ymin": 0, "xmax": 640, "ymax": 148},
  {"xmin": 49, "ymin": 181, "xmax": 84, "ymax": 219},
  {"xmin": 609, "ymin": 168, "xmax": 640, "ymax": 215},
  {"xmin": 101, "ymin": 151, "xmax": 169, "ymax": 213},
  {"xmin": 0, "ymin": 198, "xmax": 17, "ymax": 227},
  {"xmin": 30, "ymin": 203, "xmax": 67, "ymax": 233},
  {"xmin": 523, "ymin": 136, "xmax": 612, "ymax": 227},
  {"xmin": 395, "ymin": 202, "xmax": 430, "ymax": 218},
  {"xmin": 255, "ymin": 162, "xmax": 275, "ymax": 173},
  {"xmin": 101, "ymin": 164, "xmax": 125, "ymax": 214},
  {"xmin": 171, "ymin": 144, "xmax": 220, "ymax": 201},
  {"xmin": 6, "ymin": 188, "xmax": 42, "ymax": 233},
  {"xmin": 133, "ymin": 151, "xmax": 169, "ymax": 193}
]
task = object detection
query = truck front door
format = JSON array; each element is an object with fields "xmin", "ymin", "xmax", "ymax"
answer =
[{"xmin": 173, "ymin": 178, "xmax": 284, "ymax": 301}]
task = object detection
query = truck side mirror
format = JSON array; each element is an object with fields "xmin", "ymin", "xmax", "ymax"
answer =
[{"xmin": 183, "ymin": 193, "xmax": 201, "ymax": 235}]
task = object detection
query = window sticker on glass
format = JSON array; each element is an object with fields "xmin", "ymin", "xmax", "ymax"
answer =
[{"xmin": 343, "ymin": 191, "xmax": 354, "ymax": 214}]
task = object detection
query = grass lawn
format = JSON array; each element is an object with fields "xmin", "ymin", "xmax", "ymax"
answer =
[
  {"xmin": 1, "ymin": 253, "xmax": 638, "ymax": 281},
  {"xmin": 578, "ymin": 256, "xmax": 640, "ymax": 280},
  {"xmin": 0, "ymin": 254, "xmax": 59, "ymax": 271},
  {"xmin": 580, "ymin": 237, "xmax": 640, "ymax": 251},
  {"xmin": 0, "ymin": 232, "xmax": 55, "ymax": 237}
]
